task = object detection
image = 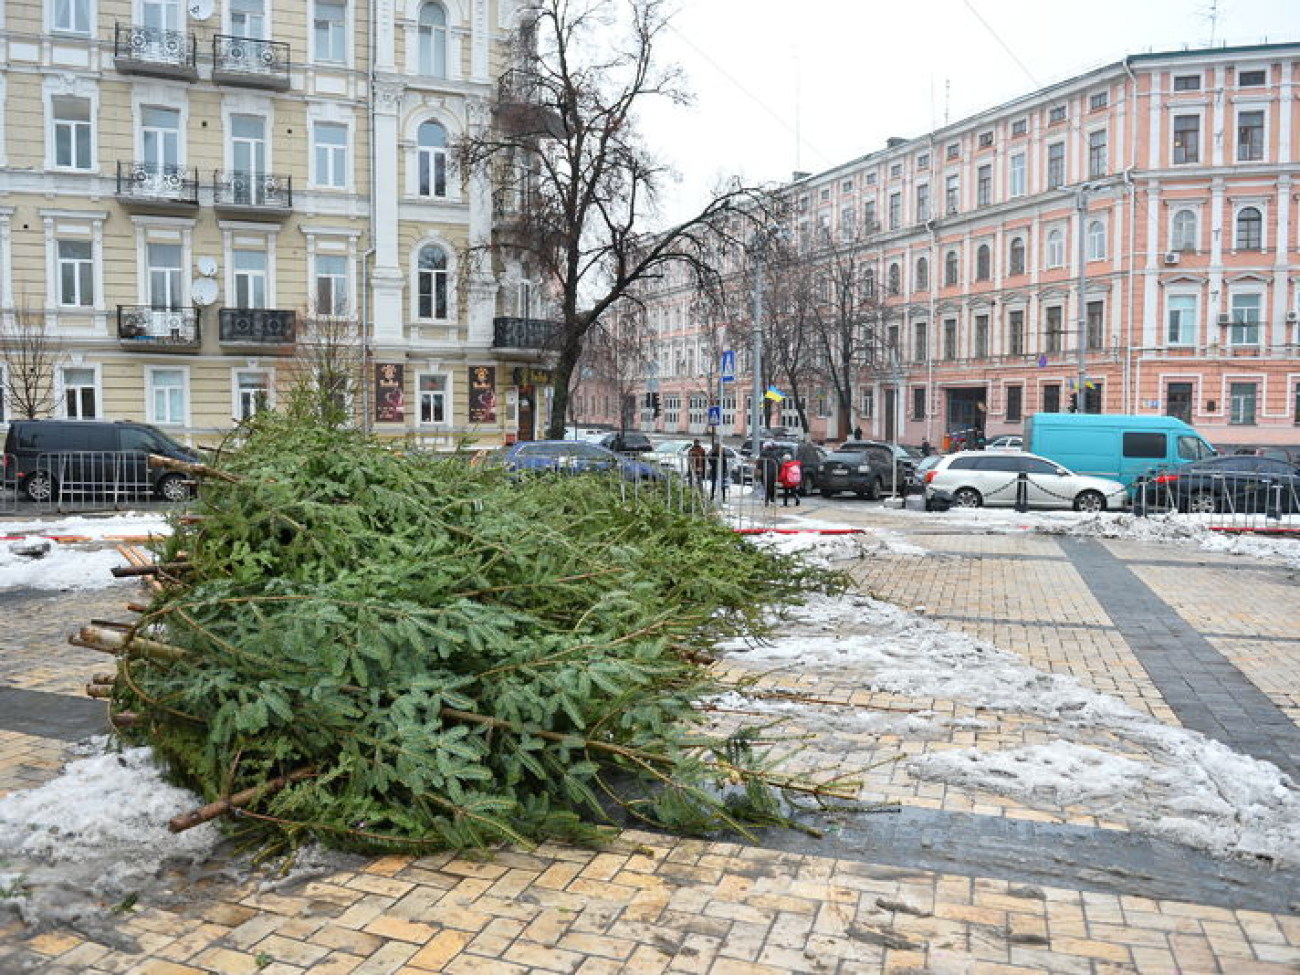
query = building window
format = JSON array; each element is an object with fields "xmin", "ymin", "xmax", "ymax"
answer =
[
  {"xmin": 1047, "ymin": 142, "xmax": 1065, "ymax": 189},
  {"xmin": 1042, "ymin": 383, "xmax": 1061, "ymax": 413},
  {"xmin": 1172, "ymin": 115, "xmax": 1200, "ymax": 164},
  {"xmin": 148, "ymin": 368, "xmax": 187, "ymax": 426},
  {"xmin": 230, "ymin": 0, "xmax": 266, "ymax": 38},
  {"xmin": 1045, "ymin": 305, "xmax": 1064, "ymax": 353},
  {"xmin": 889, "ymin": 163, "xmax": 901, "ymax": 179},
  {"xmin": 915, "ymin": 257, "xmax": 928, "ymax": 291},
  {"xmin": 1008, "ymin": 310, "xmax": 1024, "ymax": 356},
  {"xmin": 1229, "ymin": 382, "xmax": 1257, "ymax": 425},
  {"xmin": 53, "ymin": 0, "xmax": 91, "ymax": 33},
  {"xmin": 418, "ymin": 2, "xmax": 448, "ymax": 77},
  {"xmin": 1008, "ymin": 236, "xmax": 1025, "ymax": 275},
  {"xmin": 978, "ymin": 131, "xmax": 994, "ymax": 148},
  {"xmin": 887, "ymin": 192, "xmax": 901, "ymax": 230},
  {"xmin": 975, "ymin": 244, "xmax": 991, "ymax": 280},
  {"xmin": 1086, "ymin": 300, "xmax": 1104, "ymax": 349},
  {"xmin": 417, "ymin": 120, "xmax": 448, "ymax": 197},
  {"xmin": 865, "ymin": 172, "xmax": 877, "ymax": 186},
  {"xmin": 1089, "ymin": 91, "xmax": 1109, "ymax": 111},
  {"xmin": 417, "ymin": 244, "xmax": 448, "ymax": 319},
  {"xmin": 945, "ymin": 143, "xmax": 959, "ymax": 160},
  {"xmin": 1171, "ymin": 209, "xmax": 1198, "ymax": 251},
  {"xmin": 942, "ymin": 318, "xmax": 957, "ymax": 359},
  {"xmin": 313, "ymin": 122, "xmax": 348, "ymax": 187},
  {"xmin": 974, "ymin": 314, "xmax": 989, "ymax": 358},
  {"xmin": 1011, "ymin": 118, "xmax": 1028, "ymax": 136},
  {"xmin": 916, "ymin": 153, "xmax": 930, "ymax": 170},
  {"xmin": 1235, "ymin": 206, "xmax": 1263, "ymax": 250},
  {"xmin": 913, "ymin": 321, "xmax": 927, "ymax": 363},
  {"xmin": 1237, "ymin": 110, "xmax": 1264, "ymax": 162},
  {"xmin": 1229, "ymin": 292, "xmax": 1261, "ymax": 345},
  {"xmin": 233, "ymin": 248, "xmax": 267, "ymax": 309},
  {"xmin": 1294, "ymin": 382, "xmax": 1300, "ymax": 424},
  {"xmin": 915, "ymin": 183, "xmax": 930, "ymax": 222},
  {"xmin": 912, "ymin": 386, "xmax": 926, "ymax": 420},
  {"xmin": 313, "ymin": 253, "xmax": 348, "ymax": 315},
  {"xmin": 235, "ymin": 370, "xmax": 271, "ymax": 420},
  {"xmin": 887, "ymin": 262, "xmax": 900, "ymax": 296},
  {"xmin": 864, "ymin": 200, "xmax": 877, "ymax": 232},
  {"xmin": 840, "ymin": 207, "xmax": 856, "ymax": 240},
  {"xmin": 941, "ymin": 250, "xmax": 957, "ymax": 287},
  {"xmin": 147, "ymin": 242, "xmax": 183, "ymax": 310},
  {"xmin": 1009, "ymin": 153, "xmax": 1026, "ymax": 196},
  {"xmin": 313, "ymin": 0, "xmax": 346, "ymax": 62},
  {"xmin": 945, "ymin": 173, "xmax": 959, "ymax": 214},
  {"xmin": 1238, "ymin": 69, "xmax": 1266, "ymax": 87},
  {"xmin": 141, "ymin": 105, "xmax": 180, "ymax": 169},
  {"xmin": 976, "ymin": 164, "xmax": 991, "ymax": 206},
  {"xmin": 1046, "ymin": 228, "xmax": 1065, "ymax": 268},
  {"xmin": 62, "ymin": 366, "xmax": 98, "ymax": 418},
  {"xmin": 1048, "ymin": 105, "xmax": 1066, "ymax": 124},
  {"xmin": 1087, "ymin": 219, "xmax": 1106, "ymax": 260},
  {"xmin": 1173, "ymin": 74, "xmax": 1201, "ymax": 91},
  {"xmin": 1006, "ymin": 385, "xmax": 1023, "ymax": 422},
  {"xmin": 52, "ymin": 96, "xmax": 93, "ymax": 170},
  {"xmin": 1087, "ymin": 129, "xmax": 1107, "ymax": 178},
  {"xmin": 57, "ymin": 239, "xmax": 94, "ymax": 306},
  {"xmin": 862, "ymin": 267, "xmax": 876, "ymax": 298},
  {"xmin": 230, "ymin": 115, "xmax": 267, "ymax": 199},
  {"xmin": 1167, "ymin": 295, "xmax": 1196, "ymax": 345},
  {"xmin": 418, "ymin": 373, "xmax": 449, "ymax": 424}
]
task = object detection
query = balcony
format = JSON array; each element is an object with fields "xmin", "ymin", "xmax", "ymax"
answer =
[
  {"xmin": 117, "ymin": 306, "xmax": 201, "ymax": 352},
  {"xmin": 116, "ymin": 161, "xmax": 200, "ymax": 213},
  {"xmin": 212, "ymin": 35, "xmax": 292, "ymax": 90},
  {"xmin": 218, "ymin": 308, "xmax": 296, "ymax": 348},
  {"xmin": 492, "ymin": 316, "xmax": 562, "ymax": 350},
  {"xmin": 212, "ymin": 171, "xmax": 293, "ymax": 219},
  {"xmin": 494, "ymin": 68, "xmax": 564, "ymax": 139},
  {"xmin": 114, "ymin": 23, "xmax": 198, "ymax": 80}
]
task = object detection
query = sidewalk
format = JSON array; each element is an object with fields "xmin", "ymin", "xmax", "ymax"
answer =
[{"xmin": 2, "ymin": 511, "xmax": 1298, "ymax": 973}]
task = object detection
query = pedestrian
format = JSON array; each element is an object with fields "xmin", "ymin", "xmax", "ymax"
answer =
[
  {"xmin": 686, "ymin": 439, "xmax": 707, "ymax": 487},
  {"xmin": 778, "ymin": 453, "xmax": 802, "ymax": 507},
  {"xmin": 755, "ymin": 442, "xmax": 780, "ymax": 505},
  {"xmin": 707, "ymin": 442, "xmax": 729, "ymax": 500},
  {"xmin": 920, "ymin": 438, "xmax": 932, "ymax": 457},
  {"xmin": 852, "ymin": 425, "xmax": 863, "ymax": 440}
]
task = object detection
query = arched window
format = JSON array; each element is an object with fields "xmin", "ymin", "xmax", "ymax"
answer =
[
  {"xmin": 1087, "ymin": 220, "xmax": 1107, "ymax": 260},
  {"xmin": 887, "ymin": 262, "xmax": 901, "ymax": 296},
  {"xmin": 975, "ymin": 244, "xmax": 991, "ymax": 281},
  {"xmin": 1046, "ymin": 229, "xmax": 1064, "ymax": 268},
  {"xmin": 1008, "ymin": 237, "xmax": 1025, "ymax": 275},
  {"xmin": 417, "ymin": 120, "xmax": 448, "ymax": 197},
  {"xmin": 915, "ymin": 256, "xmax": 929, "ymax": 291},
  {"xmin": 418, "ymin": 2, "xmax": 448, "ymax": 78},
  {"xmin": 417, "ymin": 244, "xmax": 448, "ymax": 319},
  {"xmin": 943, "ymin": 250, "xmax": 959, "ymax": 286},
  {"xmin": 1235, "ymin": 206, "xmax": 1262, "ymax": 250},
  {"xmin": 862, "ymin": 267, "xmax": 876, "ymax": 298},
  {"xmin": 1171, "ymin": 209, "xmax": 1198, "ymax": 251}
]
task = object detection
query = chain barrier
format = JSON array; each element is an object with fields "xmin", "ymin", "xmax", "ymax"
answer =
[{"xmin": 0, "ymin": 452, "xmax": 16, "ymax": 515}]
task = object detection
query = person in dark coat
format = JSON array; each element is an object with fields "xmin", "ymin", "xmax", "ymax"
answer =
[
  {"xmin": 755, "ymin": 442, "xmax": 780, "ymax": 505},
  {"xmin": 707, "ymin": 442, "xmax": 729, "ymax": 500}
]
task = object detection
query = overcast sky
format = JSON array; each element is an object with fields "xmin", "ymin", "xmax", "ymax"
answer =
[{"xmin": 639, "ymin": 0, "xmax": 1297, "ymax": 223}]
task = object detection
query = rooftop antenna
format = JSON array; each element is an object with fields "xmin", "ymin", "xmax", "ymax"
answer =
[
  {"xmin": 944, "ymin": 77, "xmax": 951, "ymax": 127},
  {"xmin": 793, "ymin": 46, "xmax": 801, "ymax": 175},
  {"xmin": 1204, "ymin": 0, "xmax": 1220, "ymax": 46}
]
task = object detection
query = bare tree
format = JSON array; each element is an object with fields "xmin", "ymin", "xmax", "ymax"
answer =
[
  {"xmin": 0, "ymin": 304, "xmax": 61, "ymax": 420},
  {"xmin": 576, "ymin": 303, "xmax": 654, "ymax": 431},
  {"xmin": 462, "ymin": 0, "xmax": 763, "ymax": 440},
  {"xmin": 287, "ymin": 309, "xmax": 366, "ymax": 428}
]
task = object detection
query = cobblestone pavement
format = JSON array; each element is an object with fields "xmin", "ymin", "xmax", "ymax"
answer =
[{"xmin": 1, "ymin": 513, "xmax": 1299, "ymax": 974}]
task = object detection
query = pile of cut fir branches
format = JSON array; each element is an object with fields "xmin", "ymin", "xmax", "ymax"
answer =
[{"xmin": 104, "ymin": 410, "xmax": 850, "ymax": 854}]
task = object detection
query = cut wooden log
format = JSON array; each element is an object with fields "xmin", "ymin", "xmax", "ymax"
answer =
[{"xmin": 169, "ymin": 767, "xmax": 315, "ymax": 833}]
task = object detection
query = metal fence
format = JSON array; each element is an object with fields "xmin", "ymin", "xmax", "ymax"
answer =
[
  {"xmin": 1133, "ymin": 475, "xmax": 1300, "ymax": 533},
  {"xmin": 0, "ymin": 453, "xmax": 16, "ymax": 515},
  {"xmin": 5, "ymin": 451, "xmax": 182, "ymax": 513}
]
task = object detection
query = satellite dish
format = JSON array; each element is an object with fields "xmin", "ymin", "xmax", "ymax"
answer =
[
  {"xmin": 191, "ymin": 278, "xmax": 219, "ymax": 307},
  {"xmin": 195, "ymin": 255, "xmax": 218, "ymax": 277},
  {"xmin": 188, "ymin": 0, "xmax": 214, "ymax": 21}
]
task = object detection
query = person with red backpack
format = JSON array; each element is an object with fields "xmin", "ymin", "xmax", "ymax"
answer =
[{"xmin": 777, "ymin": 453, "xmax": 802, "ymax": 507}]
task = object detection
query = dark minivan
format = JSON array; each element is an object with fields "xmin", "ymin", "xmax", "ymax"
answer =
[{"xmin": 3, "ymin": 419, "xmax": 200, "ymax": 502}]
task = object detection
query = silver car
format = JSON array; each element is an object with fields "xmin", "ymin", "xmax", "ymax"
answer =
[{"xmin": 923, "ymin": 450, "xmax": 1127, "ymax": 512}]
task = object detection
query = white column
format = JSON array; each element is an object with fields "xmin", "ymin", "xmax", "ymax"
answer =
[{"xmin": 370, "ymin": 80, "xmax": 404, "ymax": 341}]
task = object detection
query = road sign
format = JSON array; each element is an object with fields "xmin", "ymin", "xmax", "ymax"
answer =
[
  {"xmin": 707, "ymin": 405, "xmax": 721, "ymax": 425},
  {"xmin": 720, "ymin": 350, "xmax": 735, "ymax": 383}
]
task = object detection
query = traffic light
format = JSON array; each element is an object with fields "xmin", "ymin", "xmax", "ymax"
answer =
[
  {"xmin": 1068, "ymin": 392, "xmax": 1079, "ymax": 413},
  {"xmin": 651, "ymin": 392, "xmax": 661, "ymax": 418}
]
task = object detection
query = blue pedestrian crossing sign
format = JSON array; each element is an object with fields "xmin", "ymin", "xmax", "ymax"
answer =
[
  {"xmin": 720, "ymin": 350, "xmax": 735, "ymax": 383},
  {"xmin": 707, "ymin": 405, "xmax": 721, "ymax": 425}
]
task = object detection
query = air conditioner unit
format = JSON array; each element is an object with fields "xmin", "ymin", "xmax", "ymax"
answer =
[
  {"xmin": 1163, "ymin": 251, "xmax": 1181, "ymax": 265},
  {"xmin": 1286, "ymin": 310, "xmax": 1299, "ymax": 323},
  {"xmin": 1217, "ymin": 313, "xmax": 1231, "ymax": 326}
]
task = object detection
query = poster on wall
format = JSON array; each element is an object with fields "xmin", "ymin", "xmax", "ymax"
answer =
[
  {"xmin": 374, "ymin": 363, "xmax": 405, "ymax": 422},
  {"xmin": 468, "ymin": 365, "xmax": 498, "ymax": 423}
]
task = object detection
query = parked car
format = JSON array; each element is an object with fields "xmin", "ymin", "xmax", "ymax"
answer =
[
  {"xmin": 1227, "ymin": 444, "xmax": 1300, "ymax": 465},
  {"xmin": 1133, "ymin": 454, "xmax": 1300, "ymax": 514},
  {"xmin": 563, "ymin": 425, "xmax": 615, "ymax": 443},
  {"xmin": 493, "ymin": 441, "xmax": 665, "ymax": 482},
  {"xmin": 985, "ymin": 435, "xmax": 1024, "ymax": 451},
  {"xmin": 922, "ymin": 450, "xmax": 1127, "ymax": 512},
  {"xmin": 906, "ymin": 454, "xmax": 944, "ymax": 493},
  {"xmin": 599, "ymin": 431, "xmax": 654, "ymax": 454},
  {"xmin": 838, "ymin": 439, "xmax": 919, "ymax": 488},
  {"xmin": 818, "ymin": 446, "xmax": 895, "ymax": 499},
  {"xmin": 2, "ymin": 419, "xmax": 201, "ymax": 502},
  {"xmin": 645, "ymin": 438, "xmax": 701, "ymax": 472}
]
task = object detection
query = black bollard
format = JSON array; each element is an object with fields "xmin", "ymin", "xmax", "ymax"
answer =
[{"xmin": 1015, "ymin": 472, "xmax": 1029, "ymax": 513}]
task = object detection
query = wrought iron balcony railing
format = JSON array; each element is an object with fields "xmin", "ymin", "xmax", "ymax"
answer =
[
  {"xmin": 218, "ymin": 308, "xmax": 296, "ymax": 346},
  {"xmin": 117, "ymin": 306, "xmax": 200, "ymax": 351},
  {"xmin": 116, "ymin": 161, "xmax": 200, "ymax": 209},
  {"xmin": 212, "ymin": 170, "xmax": 293, "ymax": 213},
  {"xmin": 212, "ymin": 34, "xmax": 292, "ymax": 89},
  {"xmin": 492, "ymin": 316, "xmax": 562, "ymax": 349},
  {"xmin": 113, "ymin": 23, "xmax": 198, "ymax": 79}
]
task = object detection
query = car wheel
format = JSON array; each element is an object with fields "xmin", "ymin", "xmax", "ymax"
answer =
[
  {"xmin": 821, "ymin": 488, "xmax": 837, "ymax": 498},
  {"xmin": 24, "ymin": 470, "xmax": 56, "ymax": 503},
  {"xmin": 1073, "ymin": 490, "xmax": 1106, "ymax": 513},
  {"xmin": 953, "ymin": 487, "xmax": 983, "ymax": 508},
  {"xmin": 868, "ymin": 478, "xmax": 882, "ymax": 501},
  {"xmin": 1187, "ymin": 491, "xmax": 1218, "ymax": 515},
  {"xmin": 156, "ymin": 473, "xmax": 191, "ymax": 502}
]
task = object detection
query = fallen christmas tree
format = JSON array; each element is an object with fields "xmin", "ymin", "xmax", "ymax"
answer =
[{"xmin": 81, "ymin": 410, "xmax": 854, "ymax": 854}]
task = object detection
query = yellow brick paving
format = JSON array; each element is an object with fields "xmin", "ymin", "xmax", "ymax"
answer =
[{"xmin": 2, "ymin": 526, "xmax": 1299, "ymax": 973}]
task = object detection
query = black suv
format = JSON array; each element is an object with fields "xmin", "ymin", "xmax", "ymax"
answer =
[
  {"xmin": 3, "ymin": 419, "xmax": 200, "ymax": 502},
  {"xmin": 599, "ymin": 431, "xmax": 654, "ymax": 454}
]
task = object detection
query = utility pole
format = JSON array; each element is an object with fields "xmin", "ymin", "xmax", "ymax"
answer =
[
  {"xmin": 750, "ymin": 239, "xmax": 765, "ymax": 450},
  {"xmin": 1075, "ymin": 184, "xmax": 1091, "ymax": 412}
]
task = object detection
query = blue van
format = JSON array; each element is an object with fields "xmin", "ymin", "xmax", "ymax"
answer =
[{"xmin": 1024, "ymin": 414, "xmax": 1215, "ymax": 487}]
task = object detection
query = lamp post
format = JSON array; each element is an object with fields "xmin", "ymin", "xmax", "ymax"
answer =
[{"xmin": 749, "ymin": 236, "xmax": 766, "ymax": 452}]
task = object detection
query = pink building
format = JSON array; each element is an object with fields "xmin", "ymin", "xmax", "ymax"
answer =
[{"xmin": 618, "ymin": 43, "xmax": 1300, "ymax": 449}]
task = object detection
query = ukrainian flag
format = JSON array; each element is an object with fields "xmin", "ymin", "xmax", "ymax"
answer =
[{"xmin": 764, "ymin": 386, "xmax": 785, "ymax": 402}]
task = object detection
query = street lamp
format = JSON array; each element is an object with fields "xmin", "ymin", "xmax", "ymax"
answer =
[{"xmin": 750, "ymin": 239, "xmax": 765, "ymax": 452}]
